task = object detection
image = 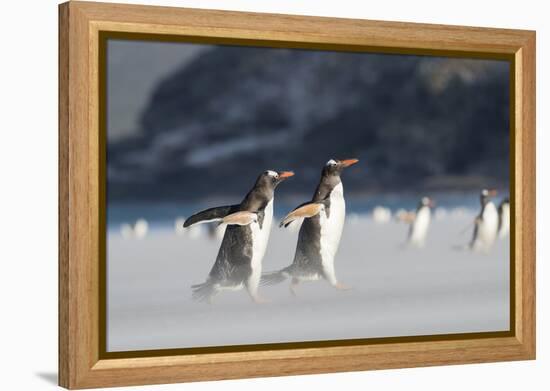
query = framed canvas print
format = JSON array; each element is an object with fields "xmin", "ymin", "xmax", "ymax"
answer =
[{"xmin": 58, "ymin": 1, "xmax": 536, "ymax": 389}]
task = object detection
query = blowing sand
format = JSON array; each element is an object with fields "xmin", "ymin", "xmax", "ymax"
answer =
[{"xmin": 107, "ymin": 214, "xmax": 509, "ymax": 352}]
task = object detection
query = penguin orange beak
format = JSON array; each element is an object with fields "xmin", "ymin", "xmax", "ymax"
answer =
[
  {"xmin": 428, "ymin": 199, "xmax": 436, "ymax": 208},
  {"xmin": 489, "ymin": 189, "xmax": 498, "ymax": 196},
  {"xmin": 340, "ymin": 159, "xmax": 359, "ymax": 168},
  {"xmin": 278, "ymin": 171, "xmax": 295, "ymax": 180}
]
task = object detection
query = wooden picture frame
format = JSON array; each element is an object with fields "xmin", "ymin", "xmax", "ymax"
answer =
[{"xmin": 59, "ymin": 1, "xmax": 536, "ymax": 389}]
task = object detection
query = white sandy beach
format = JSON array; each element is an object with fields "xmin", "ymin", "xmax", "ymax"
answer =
[{"xmin": 107, "ymin": 213, "xmax": 509, "ymax": 352}]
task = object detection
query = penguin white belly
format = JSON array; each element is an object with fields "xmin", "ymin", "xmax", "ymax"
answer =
[
  {"xmin": 319, "ymin": 183, "xmax": 345, "ymax": 285},
  {"xmin": 498, "ymin": 204, "xmax": 510, "ymax": 239},
  {"xmin": 409, "ymin": 207, "xmax": 430, "ymax": 247},
  {"xmin": 473, "ymin": 202, "xmax": 498, "ymax": 252},
  {"xmin": 248, "ymin": 199, "xmax": 273, "ymax": 295}
]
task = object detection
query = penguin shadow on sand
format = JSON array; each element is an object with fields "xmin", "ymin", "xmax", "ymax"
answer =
[{"xmin": 261, "ymin": 158, "xmax": 359, "ymax": 298}]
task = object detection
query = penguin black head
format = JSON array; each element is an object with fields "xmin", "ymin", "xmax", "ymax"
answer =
[
  {"xmin": 498, "ymin": 197, "xmax": 510, "ymax": 209},
  {"xmin": 322, "ymin": 158, "xmax": 359, "ymax": 178},
  {"xmin": 480, "ymin": 189, "xmax": 497, "ymax": 206},
  {"xmin": 419, "ymin": 196, "xmax": 435, "ymax": 209},
  {"xmin": 242, "ymin": 170, "xmax": 294, "ymax": 211},
  {"xmin": 314, "ymin": 159, "xmax": 359, "ymax": 200},
  {"xmin": 255, "ymin": 170, "xmax": 294, "ymax": 190}
]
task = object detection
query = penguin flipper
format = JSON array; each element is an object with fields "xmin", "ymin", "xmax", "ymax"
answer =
[
  {"xmin": 184, "ymin": 205, "xmax": 239, "ymax": 227},
  {"xmin": 280, "ymin": 202, "xmax": 325, "ymax": 228},
  {"xmin": 400, "ymin": 212, "xmax": 416, "ymax": 224},
  {"xmin": 220, "ymin": 211, "xmax": 258, "ymax": 226}
]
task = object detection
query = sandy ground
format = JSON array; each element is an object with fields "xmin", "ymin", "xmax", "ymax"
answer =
[{"xmin": 107, "ymin": 214, "xmax": 509, "ymax": 352}]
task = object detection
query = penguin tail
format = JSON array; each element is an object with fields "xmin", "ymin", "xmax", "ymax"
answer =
[
  {"xmin": 260, "ymin": 269, "xmax": 288, "ymax": 287},
  {"xmin": 191, "ymin": 281, "xmax": 217, "ymax": 303}
]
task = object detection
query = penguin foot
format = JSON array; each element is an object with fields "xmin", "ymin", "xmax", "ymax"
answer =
[{"xmin": 334, "ymin": 282, "xmax": 352, "ymax": 291}]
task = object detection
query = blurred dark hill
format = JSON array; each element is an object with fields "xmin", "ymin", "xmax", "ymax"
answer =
[{"xmin": 107, "ymin": 46, "xmax": 509, "ymax": 201}]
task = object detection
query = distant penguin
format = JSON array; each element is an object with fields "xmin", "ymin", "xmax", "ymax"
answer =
[
  {"xmin": 372, "ymin": 206, "xmax": 392, "ymax": 223},
  {"xmin": 184, "ymin": 170, "xmax": 294, "ymax": 303},
  {"xmin": 175, "ymin": 217, "xmax": 186, "ymax": 236},
  {"xmin": 120, "ymin": 223, "xmax": 133, "ymax": 239},
  {"xmin": 120, "ymin": 219, "xmax": 148, "ymax": 239},
  {"xmin": 498, "ymin": 197, "xmax": 510, "ymax": 239},
  {"xmin": 407, "ymin": 197, "xmax": 434, "ymax": 248},
  {"xmin": 395, "ymin": 209, "xmax": 415, "ymax": 223},
  {"xmin": 261, "ymin": 159, "xmax": 359, "ymax": 295},
  {"xmin": 186, "ymin": 224, "xmax": 204, "ymax": 240},
  {"xmin": 134, "ymin": 218, "xmax": 148, "ymax": 239},
  {"xmin": 470, "ymin": 189, "xmax": 499, "ymax": 252},
  {"xmin": 207, "ymin": 223, "xmax": 226, "ymax": 241}
]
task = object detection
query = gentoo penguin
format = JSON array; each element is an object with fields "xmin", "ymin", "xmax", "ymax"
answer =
[
  {"xmin": 184, "ymin": 170, "xmax": 294, "ymax": 303},
  {"xmin": 261, "ymin": 159, "xmax": 359, "ymax": 295},
  {"xmin": 470, "ymin": 189, "xmax": 499, "ymax": 252},
  {"xmin": 407, "ymin": 197, "xmax": 434, "ymax": 248},
  {"xmin": 372, "ymin": 206, "xmax": 392, "ymax": 223},
  {"xmin": 120, "ymin": 218, "xmax": 149, "ymax": 239},
  {"xmin": 497, "ymin": 197, "xmax": 510, "ymax": 239}
]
